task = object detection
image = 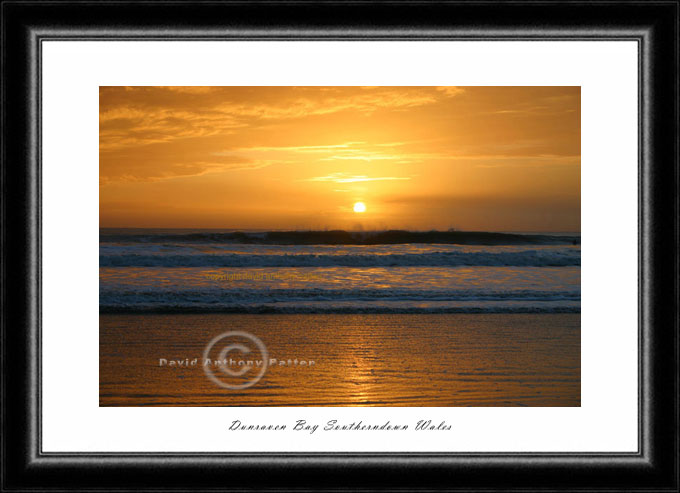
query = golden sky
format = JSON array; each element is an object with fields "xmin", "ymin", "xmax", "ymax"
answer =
[{"xmin": 100, "ymin": 86, "xmax": 580, "ymax": 232}]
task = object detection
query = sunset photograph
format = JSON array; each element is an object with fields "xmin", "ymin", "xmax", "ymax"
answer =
[{"xmin": 99, "ymin": 86, "xmax": 580, "ymax": 407}]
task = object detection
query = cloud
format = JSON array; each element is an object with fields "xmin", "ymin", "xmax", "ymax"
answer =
[
  {"xmin": 162, "ymin": 87, "xmax": 220, "ymax": 95},
  {"xmin": 305, "ymin": 173, "xmax": 411, "ymax": 184},
  {"xmin": 436, "ymin": 87, "xmax": 465, "ymax": 97},
  {"xmin": 225, "ymin": 141, "xmax": 424, "ymax": 164},
  {"xmin": 100, "ymin": 152, "xmax": 259, "ymax": 184},
  {"xmin": 224, "ymin": 142, "xmax": 364, "ymax": 154},
  {"xmin": 382, "ymin": 193, "xmax": 580, "ymax": 221},
  {"xmin": 99, "ymin": 86, "xmax": 577, "ymax": 187},
  {"xmin": 472, "ymin": 154, "xmax": 580, "ymax": 168},
  {"xmin": 99, "ymin": 106, "xmax": 244, "ymax": 151},
  {"xmin": 99, "ymin": 87, "xmax": 465, "ymax": 152}
]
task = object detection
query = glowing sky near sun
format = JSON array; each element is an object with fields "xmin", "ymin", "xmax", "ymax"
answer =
[{"xmin": 100, "ymin": 86, "xmax": 580, "ymax": 231}]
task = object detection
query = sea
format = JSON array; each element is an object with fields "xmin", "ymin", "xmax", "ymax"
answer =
[
  {"xmin": 99, "ymin": 228, "xmax": 580, "ymax": 406},
  {"xmin": 99, "ymin": 228, "xmax": 580, "ymax": 314}
]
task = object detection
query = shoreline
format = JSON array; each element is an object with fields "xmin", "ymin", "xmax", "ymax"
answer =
[{"xmin": 99, "ymin": 307, "xmax": 582, "ymax": 315}]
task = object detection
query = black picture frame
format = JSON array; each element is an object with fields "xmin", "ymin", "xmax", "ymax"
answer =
[{"xmin": 2, "ymin": 1, "xmax": 678, "ymax": 490}]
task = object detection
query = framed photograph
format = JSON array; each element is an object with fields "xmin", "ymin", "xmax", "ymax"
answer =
[{"xmin": 2, "ymin": 1, "xmax": 678, "ymax": 490}]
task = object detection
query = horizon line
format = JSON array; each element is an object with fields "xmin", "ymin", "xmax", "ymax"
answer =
[{"xmin": 99, "ymin": 227, "xmax": 581, "ymax": 234}]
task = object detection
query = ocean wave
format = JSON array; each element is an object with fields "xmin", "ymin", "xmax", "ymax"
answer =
[
  {"xmin": 100, "ymin": 229, "xmax": 580, "ymax": 246},
  {"xmin": 99, "ymin": 288, "xmax": 580, "ymax": 314},
  {"xmin": 99, "ymin": 304, "xmax": 581, "ymax": 314},
  {"xmin": 100, "ymin": 250, "xmax": 580, "ymax": 268},
  {"xmin": 99, "ymin": 287, "xmax": 580, "ymax": 303}
]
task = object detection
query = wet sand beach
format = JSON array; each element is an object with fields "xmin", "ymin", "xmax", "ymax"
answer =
[{"xmin": 100, "ymin": 313, "xmax": 580, "ymax": 407}]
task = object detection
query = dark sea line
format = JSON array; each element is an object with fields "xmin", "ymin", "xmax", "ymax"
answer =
[{"xmin": 99, "ymin": 229, "xmax": 580, "ymax": 246}]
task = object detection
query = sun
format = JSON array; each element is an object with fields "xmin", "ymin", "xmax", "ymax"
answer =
[{"xmin": 353, "ymin": 202, "xmax": 367, "ymax": 213}]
